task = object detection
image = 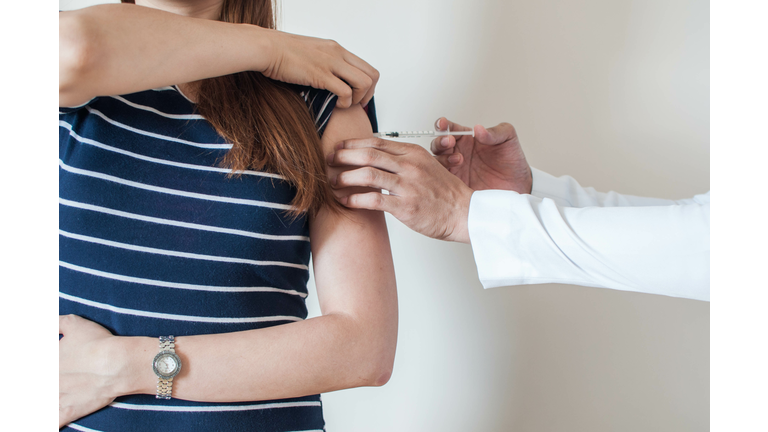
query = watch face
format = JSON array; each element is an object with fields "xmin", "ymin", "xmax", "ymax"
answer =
[{"xmin": 153, "ymin": 352, "xmax": 181, "ymax": 378}]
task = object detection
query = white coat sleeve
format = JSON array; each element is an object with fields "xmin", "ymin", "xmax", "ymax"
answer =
[{"xmin": 467, "ymin": 168, "xmax": 710, "ymax": 301}]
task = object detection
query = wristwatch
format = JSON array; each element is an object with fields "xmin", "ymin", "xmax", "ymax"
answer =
[{"xmin": 152, "ymin": 336, "xmax": 182, "ymax": 399}]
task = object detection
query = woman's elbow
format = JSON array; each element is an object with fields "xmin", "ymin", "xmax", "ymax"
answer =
[
  {"xmin": 361, "ymin": 329, "xmax": 397, "ymax": 387},
  {"xmin": 370, "ymin": 368, "xmax": 393, "ymax": 387},
  {"xmin": 59, "ymin": 12, "xmax": 99, "ymax": 106},
  {"xmin": 362, "ymin": 344, "xmax": 396, "ymax": 387}
]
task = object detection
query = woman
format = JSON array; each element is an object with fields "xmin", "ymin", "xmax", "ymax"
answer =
[{"xmin": 58, "ymin": 1, "xmax": 397, "ymax": 431}]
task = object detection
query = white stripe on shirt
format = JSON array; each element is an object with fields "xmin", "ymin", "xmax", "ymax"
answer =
[
  {"xmin": 59, "ymin": 292, "xmax": 304, "ymax": 323},
  {"xmin": 314, "ymin": 93, "xmax": 335, "ymax": 127},
  {"xmin": 67, "ymin": 423, "xmax": 103, "ymax": 432},
  {"xmin": 85, "ymin": 106, "xmax": 232, "ymax": 149},
  {"xmin": 60, "ymin": 261, "xmax": 308, "ymax": 297},
  {"xmin": 109, "ymin": 401, "xmax": 321, "ymax": 412},
  {"xmin": 59, "ymin": 229, "xmax": 309, "ymax": 270},
  {"xmin": 109, "ymin": 95, "xmax": 205, "ymax": 120},
  {"xmin": 59, "ymin": 198, "xmax": 309, "ymax": 242},
  {"xmin": 58, "ymin": 159, "xmax": 296, "ymax": 211},
  {"xmin": 60, "ymin": 120, "xmax": 285, "ymax": 179}
]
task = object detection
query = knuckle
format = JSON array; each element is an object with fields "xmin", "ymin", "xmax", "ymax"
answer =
[
  {"xmin": 364, "ymin": 167, "xmax": 379, "ymax": 183},
  {"xmin": 335, "ymin": 171, "xmax": 347, "ymax": 186},
  {"xmin": 371, "ymin": 193, "xmax": 384, "ymax": 208},
  {"xmin": 373, "ymin": 138, "xmax": 387, "ymax": 149},
  {"xmin": 334, "ymin": 149, "xmax": 349, "ymax": 163},
  {"xmin": 338, "ymin": 87, "xmax": 353, "ymax": 99},
  {"xmin": 412, "ymin": 145, "xmax": 430, "ymax": 159},
  {"xmin": 348, "ymin": 194, "xmax": 362, "ymax": 208},
  {"xmin": 364, "ymin": 148, "xmax": 379, "ymax": 163}
]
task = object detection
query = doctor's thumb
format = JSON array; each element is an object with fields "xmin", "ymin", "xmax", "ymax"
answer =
[{"xmin": 476, "ymin": 122, "xmax": 518, "ymax": 146}]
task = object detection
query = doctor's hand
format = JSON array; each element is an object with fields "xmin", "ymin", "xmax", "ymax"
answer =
[
  {"xmin": 431, "ymin": 118, "xmax": 532, "ymax": 194},
  {"xmin": 327, "ymin": 138, "xmax": 473, "ymax": 243}
]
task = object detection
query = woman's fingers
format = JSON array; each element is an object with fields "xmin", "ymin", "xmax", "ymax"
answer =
[
  {"xmin": 323, "ymin": 75, "xmax": 355, "ymax": 109},
  {"xmin": 265, "ymin": 32, "xmax": 378, "ymax": 106},
  {"xmin": 332, "ymin": 62, "xmax": 373, "ymax": 107},
  {"xmin": 342, "ymin": 52, "xmax": 379, "ymax": 106},
  {"xmin": 59, "ymin": 314, "xmax": 81, "ymax": 335}
]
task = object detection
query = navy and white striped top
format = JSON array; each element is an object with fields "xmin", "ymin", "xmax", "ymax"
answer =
[{"xmin": 59, "ymin": 85, "xmax": 377, "ymax": 432}]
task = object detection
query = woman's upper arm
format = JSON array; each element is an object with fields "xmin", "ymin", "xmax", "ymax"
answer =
[{"xmin": 309, "ymin": 104, "xmax": 398, "ymax": 374}]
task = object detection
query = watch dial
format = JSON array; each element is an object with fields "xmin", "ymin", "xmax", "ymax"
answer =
[{"xmin": 157, "ymin": 354, "xmax": 177, "ymax": 375}]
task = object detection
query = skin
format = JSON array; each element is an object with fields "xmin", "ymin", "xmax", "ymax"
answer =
[
  {"xmin": 59, "ymin": 1, "xmax": 379, "ymax": 108},
  {"xmin": 59, "ymin": 1, "xmax": 396, "ymax": 428},
  {"xmin": 327, "ymin": 117, "xmax": 532, "ymax": 243}
]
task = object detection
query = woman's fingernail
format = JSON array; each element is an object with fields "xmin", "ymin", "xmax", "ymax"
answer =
[
  {"xmin": 339, "ymin": 196, "xmax": 349, "ymax": 205},
  {"xmin": 326, "ymin": 153, "xmax": 334, "ymax": 164},
  {"xmin": 449, "ymin": 154, "xmax": 461, "ymax": 164},
  {"xmin": 441, "ymin": 137, "xmax": 450, "ymax": 148},
  {"xmin": 331, "ymin": 175, "xmax": 338, "ymax": 186}
]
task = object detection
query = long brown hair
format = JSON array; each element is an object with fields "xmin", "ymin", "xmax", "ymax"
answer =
[{"xmin": 122, "ymin": 0, "xmax": 338, "ymax": 218}]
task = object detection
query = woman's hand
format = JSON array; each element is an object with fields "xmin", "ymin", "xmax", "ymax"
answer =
[
  {"xmin": 260, "ymin": 29, "xmax": 379, "ymax": 108},
  {"xmin": 59, "ymin": 315, "xmax": 128, "ymax": 428}
]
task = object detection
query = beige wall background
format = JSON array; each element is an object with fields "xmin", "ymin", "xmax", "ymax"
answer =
[{"xmin": 60, "ymin": 1, "xmax": 710, "ymax": 431}]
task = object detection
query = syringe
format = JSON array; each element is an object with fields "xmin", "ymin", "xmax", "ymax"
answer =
[{"xmin": 373, "ymin": 130, "xmax": 475, "ymax": 139}]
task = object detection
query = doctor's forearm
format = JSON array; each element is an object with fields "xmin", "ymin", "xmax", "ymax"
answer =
[
  {"xmin": 469, "ymin": 190, "xmax": 710, "ymax": 300},
  {"xmin": 529, "ymin": 168, "xmax": 686, "ymax": 208}
]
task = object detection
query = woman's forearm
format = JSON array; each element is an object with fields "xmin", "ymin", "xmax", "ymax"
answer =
[
  {"xmin": 118, "ymin": 308, "xmax": 396, "ymax": 402},
  {"xmin": 59, "ymin": 4, "xmax": 272, "ymax": 107}
]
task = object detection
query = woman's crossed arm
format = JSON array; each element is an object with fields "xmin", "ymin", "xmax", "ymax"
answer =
[
  {"xmin": 59, "ymin": 104, "xmax": 398, "ymax": 426},
  {"xmin": 59, "ymin": 4, "xmax": 379, "ymax": 108}
]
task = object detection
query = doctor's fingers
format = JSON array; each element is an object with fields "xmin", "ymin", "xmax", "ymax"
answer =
[
  {"xmin": 334, "ymin": 167, "xmax": 400, "ymax": 191},
  {"xmin": 430, "ymin": 134, "xmax": 457, "ymax": 156},
  {"xmin": 328, "ymin": 147, "xmax": 402, "ymax": 172},
  {"xmin": 340, "ymin": 191, "xmax": 396, "ymax": 213},
  {"xmin": 434, "ymin": 152, "xmax": 464, "ymax": 170},
  {"xmin": 337, "ymin": 137, "xmax": 416, "ymax": 155},
  {"xmin": 475, "ymin": 122, "xmax": 518, "ymax": 145},
  {"xmin": 434, "ymin": 117, "xmax": 472, "ymax": 133}
]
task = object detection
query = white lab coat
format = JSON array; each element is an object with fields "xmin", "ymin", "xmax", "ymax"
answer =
[{"xmin": 467, "ymin": 168, "xmax": 710, "ymax": 301}]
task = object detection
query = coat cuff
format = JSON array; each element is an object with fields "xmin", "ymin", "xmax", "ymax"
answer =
[
  {"xmin": 467, "ymin": 190, "xmax": 577, "ymax": 289},
  {"xmin": 530, "ymin": 167, "xmax": 573, "ymax": 206}
]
